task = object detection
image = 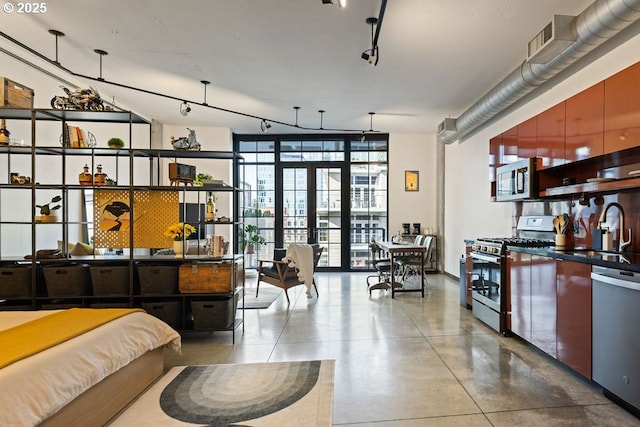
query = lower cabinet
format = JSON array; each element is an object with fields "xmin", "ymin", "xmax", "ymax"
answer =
[
  {"xmin": 557, "ymin": 260, "xmax": 592, "ymax": 378},
  {"xmin": 508, "ymin": 252, "xmax": 592, "ymax": 379},
  {"xmin": 531, "ymin": 255, "xmax": 557, "ymax": 358},
  {"xmin": 508, "ymin": 251, "xmax": 532, "ymax": 341}
]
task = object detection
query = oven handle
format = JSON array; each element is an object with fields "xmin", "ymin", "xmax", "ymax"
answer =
[{"xmin": 470, "ymin": 252, "xmax": 501, "ymax": 264}]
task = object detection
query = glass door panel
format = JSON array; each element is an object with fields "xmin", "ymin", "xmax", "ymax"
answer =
[
  {"xmin": 282, "ymin": 168, "xmax": 309, "ymax": 245},
  {"xmin": 316, "ymin": 167, "xmax": 341, "ymax": 268}
]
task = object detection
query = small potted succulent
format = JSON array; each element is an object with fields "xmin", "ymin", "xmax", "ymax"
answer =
[
  {"xmin": 107, "ymin": 137, "xmax": 125, "ymax": 149},
  {"xmin": 35, "ymin": 195, "xmax": 62, "ymax": 223}
]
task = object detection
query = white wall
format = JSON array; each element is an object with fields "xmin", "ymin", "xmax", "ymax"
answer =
[
  {"xmin": 388, "ymin": 133, "xmax": 438, "ymax": 239},
  {"xmin": 442, "ymin": 31, "xmax": 640, "ymax": 276}
]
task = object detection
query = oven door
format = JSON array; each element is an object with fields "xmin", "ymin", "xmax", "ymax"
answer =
[{"xmin": 470, "ymin": 251, "xmax": 505, "ymax": 333}]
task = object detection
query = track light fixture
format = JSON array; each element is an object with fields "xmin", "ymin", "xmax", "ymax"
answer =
[
  {"xmin": 48, "ymin": 29, "xmax": 64, "ymax": 64},
  {"xmin": 201, "ymin": 80, "xmax": 210, "ymax": 106},
  {"xmin": 362, "ymin": 17, "xmax": 379, "ymax": 66},
  {"xmin": 293, "ymin": 106, "xmax": 301, "ymax": 127},
  {"xmin": 180, "ymin": 101, "xmax": 191, "ymax": 117},
  {"xmin": 260, "ymin": 119, "xmax": 271, "ymax": 132},
  {"xmin": 322, "ymin": 0, "xmax": 346, "ymax": 7},
  {"xmin": 94, "ymin": 49, "xmax": 108, "ymax": 80},
  {"xmin": 318, "ymin": 110, "xmax": 325, "ymax": 130}
]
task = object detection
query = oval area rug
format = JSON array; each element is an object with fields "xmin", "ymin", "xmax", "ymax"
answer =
[{"xmin": 110, "ymin": 359, "xmax": 335, "ymax": 427}]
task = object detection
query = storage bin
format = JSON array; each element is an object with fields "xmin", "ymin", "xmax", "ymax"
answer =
[
  {"xmin": 90, "ymin": 302, "xmax": 130, "ymax": 308},
  {"xmin": 41, "ymin": 302, "xmax": 83, "ymax": 310},
  {"xmin": 0, "ymin": 77, "xmax": 34, "ymax": 109},
  {"xmin": 43, "ymin": 265, "xmax": 90, "ymax": 297},
  {"xmin": 190, "ymin": 295, "xmax": 237, "ymax": 330},
  {"xmin": 142, "ymin": 301, "xmax": 182, "ymax": 329},
  {"xmin": 0, "ymin": 267, "xmax": 32, "ymax": 298},
  {"xmin": 137, "ymin": 265, "xmax": 178, "ymax": 294},
  {"xmin": 179, "ymin": 261, "xmax": 234, "ymax": 293},
  {"xmin": 90, "ymin": 266, "xmax": 129, "ymax": 296}
]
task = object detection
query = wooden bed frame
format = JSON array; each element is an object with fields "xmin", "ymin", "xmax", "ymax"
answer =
[{"xmin": 39, "ymin": 347, "xmax": 164, "ymax": 427}]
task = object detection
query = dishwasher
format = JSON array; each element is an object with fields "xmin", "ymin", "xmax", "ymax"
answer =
[{"xmin": 592, "ymin": 265, "xmax": 640, "ymax": 411}]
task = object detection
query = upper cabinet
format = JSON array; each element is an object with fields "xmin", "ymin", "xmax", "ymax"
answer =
[
  {"xmin": 604, "ymin": 61, "xmax": 640, "ymax": 153},
  {"xmin": 517, "ymin": 116, "xmax": 537, "ymax": 161},
  {"xmin": 503, "ymin": 125, "xmax": 519, "ymax": 164},
  {"xmin": 565, "ymin": 82, "xmax": 604, "ymax": 162},
  {"xmin": 536, "ymin": 101, "xmax": 565, "ymax": 169},
  {"xmin": 490, "ymin": 58, "xmax": 640, "ymax": 200}
]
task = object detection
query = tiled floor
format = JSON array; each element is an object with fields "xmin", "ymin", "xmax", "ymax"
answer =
[{"xmin": 164, "ymin": 272, "xmax": 640, "ymax": 426}]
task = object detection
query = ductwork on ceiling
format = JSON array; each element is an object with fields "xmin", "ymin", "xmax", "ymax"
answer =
[{"xmin": 438, "ymin": 0, "xmax": 640, "ymax": 144}]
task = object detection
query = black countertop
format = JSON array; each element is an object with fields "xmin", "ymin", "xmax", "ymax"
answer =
[{"xmin": 507, "ymin": 246, "xmax": 640, "ymax": 273}]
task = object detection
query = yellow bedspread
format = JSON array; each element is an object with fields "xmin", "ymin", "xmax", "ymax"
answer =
[{"xmin": 0, "ymin": 308, "xmax": 143, "ymax": 369}]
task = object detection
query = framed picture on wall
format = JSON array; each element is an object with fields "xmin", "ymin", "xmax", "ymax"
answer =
[{"xmin": 405, "ymin": 170, "xmax": 419, "ymax": 191}]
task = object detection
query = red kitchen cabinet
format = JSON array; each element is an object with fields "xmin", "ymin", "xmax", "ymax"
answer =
[
  {"xmin": 489, "ymin": 133, "xmax": 502, "ymax": 199},
  {"xmin": 557, "ymin": 260, "xmax": 592, "ymax": 379},
  {"xmin": 537, "ymin": 101, "xmax": 566, "ymax": 169},
  {"xmin": 517, "ymin": 116, "xmax": 537, "ymax": 160},
  {"xmin": 503, "ymin": 125, "xmax": 519, "ymax": 164},
  {"xmin": 565, "ymin": 82, "xmax": 604, "ymax": 162},
  {"xmin": 530, "ymin": 255, "xmax": 557, "ymax": 358},
  {"xmin": 604, "ymin": 61, "xmax": 640, "ymax": 153},
  {"xmin": 507, "ymin": 251, "xmax": 531, "ymax": 341}
]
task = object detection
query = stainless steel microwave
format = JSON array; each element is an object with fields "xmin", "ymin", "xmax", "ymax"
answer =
[{"xmin": 495, "ymin": 158, "xmax": 539, "ymax": 201}]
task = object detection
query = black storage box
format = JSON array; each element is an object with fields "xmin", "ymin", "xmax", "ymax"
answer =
[
  {"xmin": 0, "ymin": 267, "xmax": 32, "ymax": 298},
  {"xmin": 190, "ymin": 295, "xmax": 237, "ymax": 330},
  {"xmin": 91, "ymin": 302, "xmax": 130, "ymax": 308},
  {"xmin": 137, "ymin": 265, "xmax": 178, "ymax": 295},
  {"xmin": 43, "ymin": 265, "xmax": 91, "ymax": 297},
  {"xmin": 90, "ymin": 266, "xmax": 129, "ymax": 296},
  {"xmin": 142, "ymin": 301, "xmax": 182, "ymax": 329}
]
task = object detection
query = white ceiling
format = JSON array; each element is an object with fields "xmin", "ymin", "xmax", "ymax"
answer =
[{"xmin": 2, "ymin": 0, "xmax": 594, "ymax": 134}]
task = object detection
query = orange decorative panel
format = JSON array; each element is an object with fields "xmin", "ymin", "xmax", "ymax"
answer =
[{"xmin": 94, "ymin": 190, "xmax": 178, "ymax": 248}]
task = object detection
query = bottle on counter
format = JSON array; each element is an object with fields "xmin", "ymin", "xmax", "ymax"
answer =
[
  {"xmin": 205, "ymin": 194, "xmax": 216, "ymax": 222},
  {"xmin": 94, "ymin": 164, "xmax": 106, "ymax": 186},
  {"xmin": 0, "ymin": 119, "xmax": 10, "ymax": 144},
  {"xmin": 79, "ymin": 164, "xmax": 93, "ymax": 186}
]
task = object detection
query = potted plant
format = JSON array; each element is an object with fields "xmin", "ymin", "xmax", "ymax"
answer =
[
  {"xmin": 240, "ymin": 224, "xmax": 266, "ymax": 254},
  {"xmin": 194, "ymin": 172, "xmax": 212, "ymax": 186},
  {"xmin": 107, "ymin": 137, "xmax": 125, "ymax": 149},
  {"xmin": 164, "ymin": 222, "xmax": 196, "ymax": 256},
  {"xmin": 35, "ymin": 195, "xmax": 62, "ymax": 223}
]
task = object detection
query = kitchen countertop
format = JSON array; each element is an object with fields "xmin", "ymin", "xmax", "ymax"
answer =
[{"xmin": 507, "ymin": 246, "xmax": 640, "ymax": 273}]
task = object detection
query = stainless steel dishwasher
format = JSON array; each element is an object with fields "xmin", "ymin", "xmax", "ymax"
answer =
[{"xmin": 592, "ymin": 265, "xmax": 640, "ymax": 411}]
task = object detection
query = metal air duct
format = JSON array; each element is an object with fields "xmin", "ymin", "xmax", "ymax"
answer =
[{"xmin": 439, "ymin": 0, "xmax": 640, "ymax": 144}]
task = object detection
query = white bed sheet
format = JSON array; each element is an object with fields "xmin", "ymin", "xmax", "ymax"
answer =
[{"xmin": 0, "ymin": 310, "xmax": 181, "ymax": 427}]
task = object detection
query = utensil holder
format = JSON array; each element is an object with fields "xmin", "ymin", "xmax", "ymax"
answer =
[{"xmin": 555, "ymin": 234, "xmax": 566, "ymax": 249}]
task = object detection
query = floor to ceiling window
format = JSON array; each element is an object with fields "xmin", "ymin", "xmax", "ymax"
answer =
[{"xmin": 234, "ymin": 134, "xmax": 387, "ymax": 271}]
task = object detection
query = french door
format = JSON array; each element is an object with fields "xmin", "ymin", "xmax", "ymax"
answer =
[{"xmin": 279, "ymin": 164, "xmax": 347, "ymax": 269}]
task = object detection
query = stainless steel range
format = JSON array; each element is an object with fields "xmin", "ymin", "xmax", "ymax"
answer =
[{"xmin": 469, "ymin": 216, "xmax": 556, "ymax": 335}]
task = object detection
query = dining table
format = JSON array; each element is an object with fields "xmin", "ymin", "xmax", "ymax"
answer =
[{"xmin": 377, "ymin": 240, "xmax": 426, "ymax": 298}]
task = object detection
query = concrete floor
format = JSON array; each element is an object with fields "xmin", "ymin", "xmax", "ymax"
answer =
[{"xmin": 164, "ymin": 272, "xmax": 640, "ymax": 426}]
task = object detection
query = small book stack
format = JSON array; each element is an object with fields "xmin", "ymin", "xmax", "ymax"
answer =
[{"xmin": 62, "ymin": 124, "xmax": 88, "ymax": 148}]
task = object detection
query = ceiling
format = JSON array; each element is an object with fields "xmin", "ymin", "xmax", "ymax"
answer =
[{"xmin": 1, "ymin": 0, "xmax": 595, "ymax": 135}]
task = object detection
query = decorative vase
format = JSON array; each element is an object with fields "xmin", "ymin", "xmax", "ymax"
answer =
[{"xmin": 173, "ymin": 240, "xmax": 184, "ymax": 257}]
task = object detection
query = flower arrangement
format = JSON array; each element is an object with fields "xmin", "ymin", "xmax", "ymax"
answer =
[{"xmin": 164, "ymin": 222, "xmax": 196, "ymax": 241}]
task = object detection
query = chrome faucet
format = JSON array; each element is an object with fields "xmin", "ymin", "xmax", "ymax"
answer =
[{"xmin": 598, "ymin": 202, "xmax": 632, "ymax": 252}]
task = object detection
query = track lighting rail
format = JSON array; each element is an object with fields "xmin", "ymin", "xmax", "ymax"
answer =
[{"xmin": 0, "ymin": 30, "xmax": 377, "ymax": 134}]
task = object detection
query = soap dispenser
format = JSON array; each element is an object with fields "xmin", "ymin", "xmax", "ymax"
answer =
[{"xmin": 601, "ymin": 229, "xmax": 613, "ymax": 251}]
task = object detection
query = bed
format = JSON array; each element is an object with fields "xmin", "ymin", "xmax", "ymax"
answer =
[{"xmin": 0, "ymin": 308, "xmax": 181, "ymax": 427}]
